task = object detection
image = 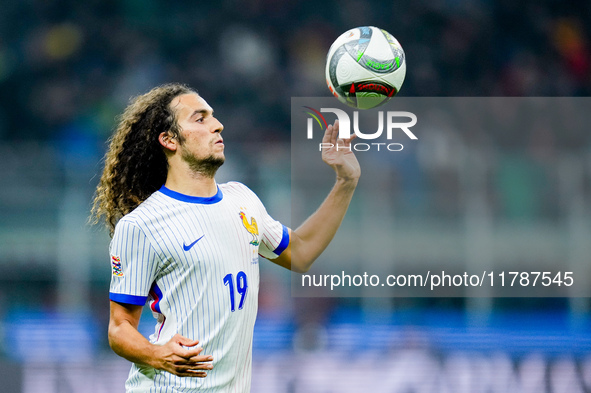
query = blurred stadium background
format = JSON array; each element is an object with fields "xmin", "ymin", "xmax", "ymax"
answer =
[{"xmin": 1, "ymin": 0, "xmax": 591, "ymax": 391}]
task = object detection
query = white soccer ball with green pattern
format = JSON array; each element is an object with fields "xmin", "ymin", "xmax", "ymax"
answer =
[{"xmin": 326, "ymin": 26, "xmax": 406, "ymax": 109}]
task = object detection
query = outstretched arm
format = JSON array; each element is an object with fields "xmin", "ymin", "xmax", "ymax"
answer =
[
  {"xmin": 108, "ymin": 301, "xmax": 213, "ymax": 377},
  {"xmin": 272, "ymin": 120, "xmax": 360, "ymax": 273}
]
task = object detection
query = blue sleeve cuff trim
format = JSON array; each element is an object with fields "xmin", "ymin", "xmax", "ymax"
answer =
[
  {"xmin": 273, "ymin": 225, "xmax": 290, "ymax": 256},
  {"xmin": 109, "ymin": 292, "xmax": 147, "ymax": 306}
]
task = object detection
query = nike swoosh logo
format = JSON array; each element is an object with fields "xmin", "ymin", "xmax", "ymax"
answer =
[{"xmin": 183, "ymin": 235, "xmax": 204, "ymax": 251}]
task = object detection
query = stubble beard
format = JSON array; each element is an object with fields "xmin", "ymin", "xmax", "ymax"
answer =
[{"xmin": 181, "ymin": 150, "xmax": 225, "ymax": 179}]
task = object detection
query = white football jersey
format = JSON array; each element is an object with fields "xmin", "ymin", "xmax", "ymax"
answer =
[{"xmin": 109, "ymin": 182, "xmax": 289, "ymax": 392}]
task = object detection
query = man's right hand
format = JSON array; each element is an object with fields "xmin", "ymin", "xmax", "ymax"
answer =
[{"xmin": 152, "ymin": 333, "xmax": 214, "ymax": 377}]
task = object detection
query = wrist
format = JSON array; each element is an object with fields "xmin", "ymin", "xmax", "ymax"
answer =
[
  {"xmin": 145, "ymin": 343, "xmax": 162, "ymax": 369},
  {"xmin": 335, "ymin": 176, "xmax": 359, "ymax": 188}
]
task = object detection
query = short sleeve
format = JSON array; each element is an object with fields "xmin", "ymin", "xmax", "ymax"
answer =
[
  {"xmin": 109, "ymin": 219, "xmax": 159, "ymax": 305},
  {"xmin": 256, "ymin": 206, "xmax": 290, "ymax": 260}
]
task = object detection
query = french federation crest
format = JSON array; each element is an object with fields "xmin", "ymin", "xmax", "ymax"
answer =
[
  {"xmin": 111, "ymin": 255, "xmax": 123, "ymax": 277},
  {"xmin": 239, "ymin": 211, "xmax": 260, "ymax": 246}
]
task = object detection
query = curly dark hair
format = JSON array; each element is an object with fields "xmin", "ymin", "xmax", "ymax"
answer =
[{"xmin": 90, "ymin": 83, "xmax": 195, "ymax": 235}]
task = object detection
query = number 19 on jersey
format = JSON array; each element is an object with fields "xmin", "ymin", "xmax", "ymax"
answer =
[{"xmin": 223, "ymin": 272, "xmax": 248, "ymax": 312}]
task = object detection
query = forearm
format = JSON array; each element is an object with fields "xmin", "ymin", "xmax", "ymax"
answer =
[
  {"xmin": 270, "ymin": 120, "xmax": 360, "ymax": 273},
  {"xmin": 108, "ymin": 301, "xmax": 212, "ymax": 377},
  {"xmin": 291, "ymin": 177, "xmax": 358, "ymax": 272},
  {"xmin": 108, "ymin": 319, "xmax": 158, "ymax": 368}
]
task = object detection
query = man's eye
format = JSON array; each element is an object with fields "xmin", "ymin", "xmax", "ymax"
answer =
[{"xmin": 196, "ymin": 117, "xmax": 204, "ymax": 123}]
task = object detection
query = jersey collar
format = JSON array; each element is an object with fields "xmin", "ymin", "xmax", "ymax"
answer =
[{"xmin": 158, "ymin": 185, "xmax": 223, "ymax": 204}]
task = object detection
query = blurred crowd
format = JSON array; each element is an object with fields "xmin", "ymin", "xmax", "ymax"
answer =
[{"xmin": 0, "ymin": 0, "xmax": 590, "ymax": 143}]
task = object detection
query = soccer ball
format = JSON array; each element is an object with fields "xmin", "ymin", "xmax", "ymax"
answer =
[{"xmin": 325, "ymin": 26, "xmax": 406, "ymax": 109}]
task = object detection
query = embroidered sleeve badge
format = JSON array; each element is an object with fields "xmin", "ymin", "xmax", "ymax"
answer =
[{"xmin": 111, "ymin": 255, "xmax": 124, "ymax": 277}]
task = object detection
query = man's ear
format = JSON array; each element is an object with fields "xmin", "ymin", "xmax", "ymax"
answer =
[{"xmin": 159, "ymin": 131, "xmax": 178, "ymax": 152}]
